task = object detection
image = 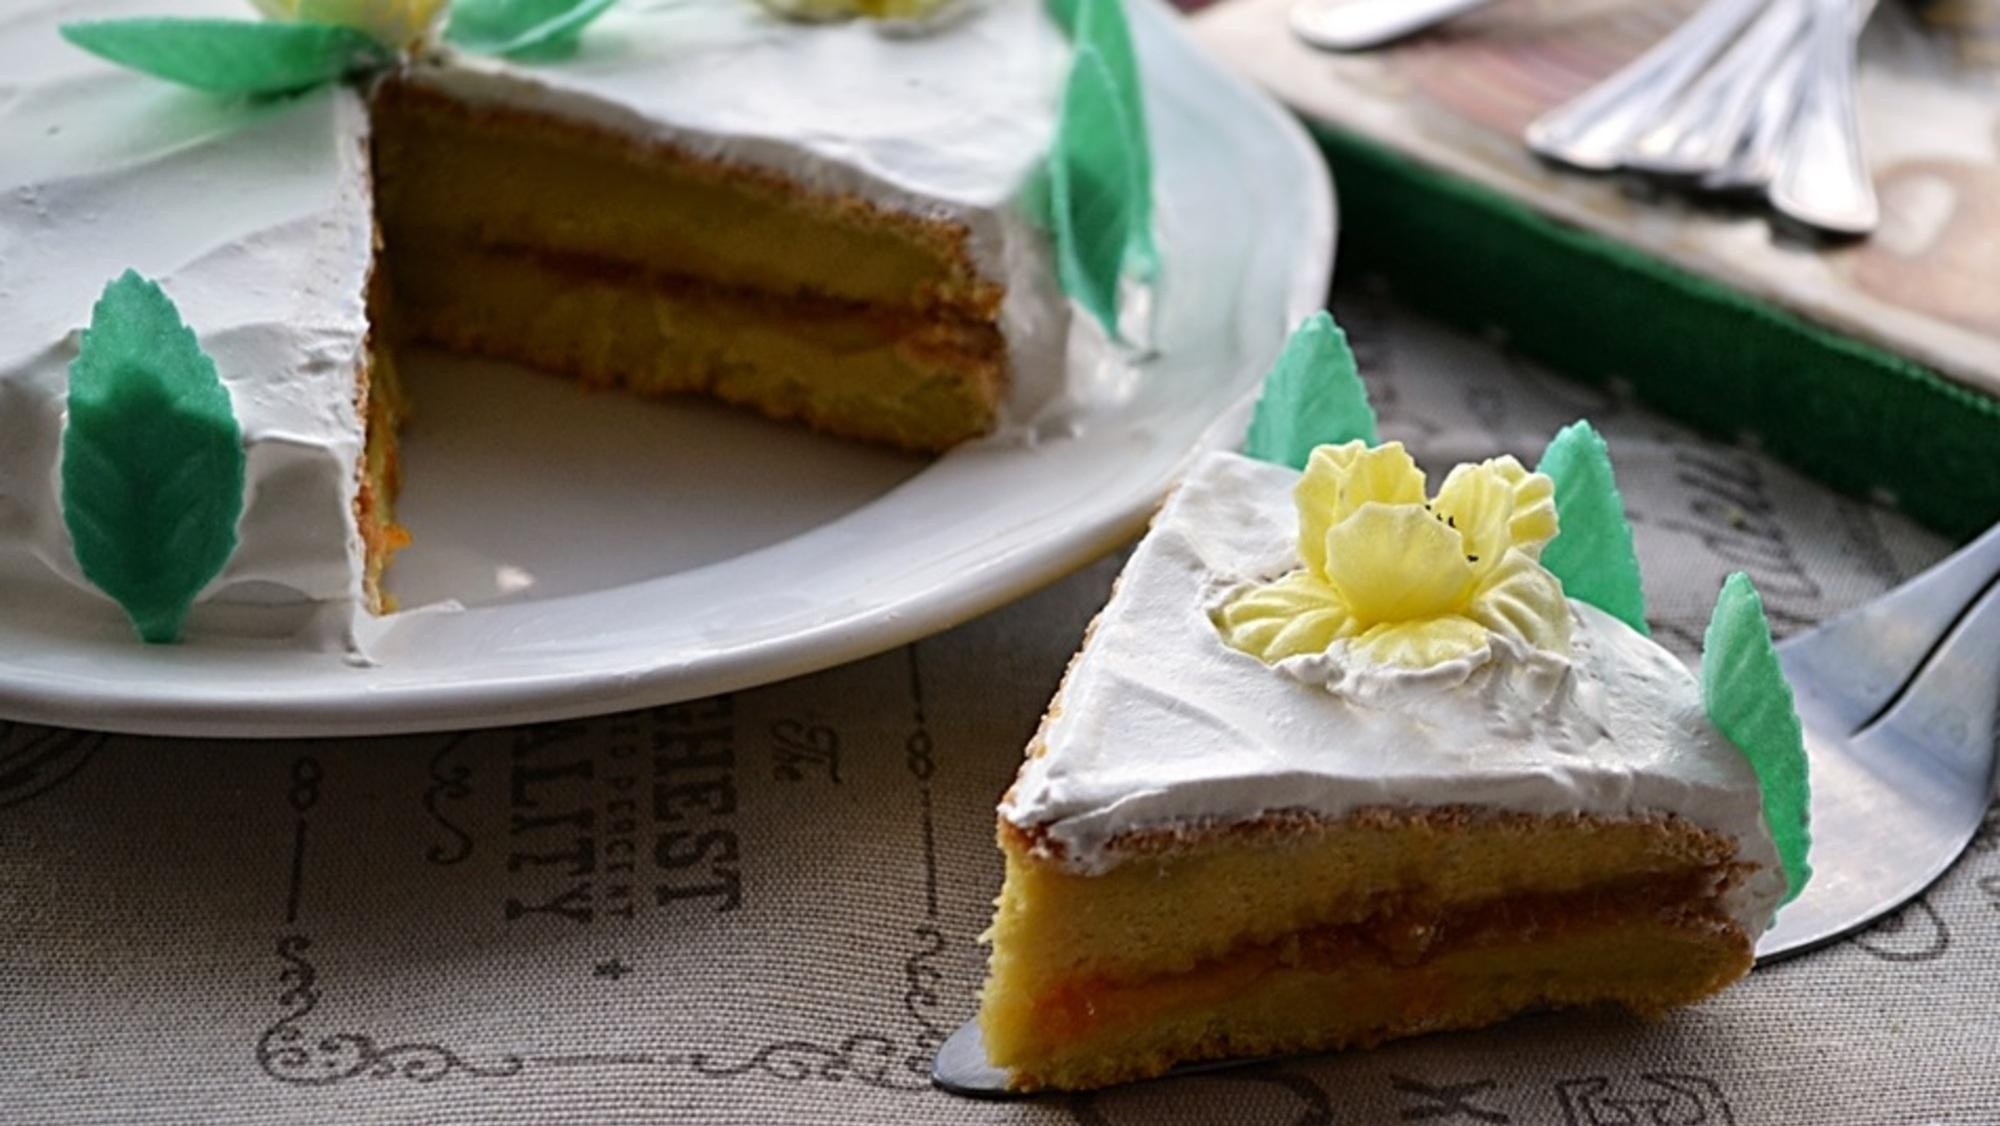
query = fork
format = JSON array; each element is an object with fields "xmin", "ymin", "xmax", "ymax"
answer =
[{"xmin": 934, "ymin": 522, "xmax": 2000, "ymax": 1094}]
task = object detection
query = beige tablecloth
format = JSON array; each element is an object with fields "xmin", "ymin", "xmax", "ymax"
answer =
[{"xmin": 3, "ymin": 293, "xmax": 1994, "ymax": 1125}]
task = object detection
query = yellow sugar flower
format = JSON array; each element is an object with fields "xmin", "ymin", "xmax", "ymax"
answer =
[
  {"xmin": 1216, "ymin": 441, "xmax": 1570, "ymax": 669},
  {"xmin": 250, "ymin": 0, "xmax": 447, "ymax": 49}
]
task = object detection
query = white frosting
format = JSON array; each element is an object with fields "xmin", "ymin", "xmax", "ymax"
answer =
[
  {"xmin": 0, "ymin": 0, "xmax": 1086, "ymax": 647},
  {"xmin": 1002, "ymin": 451, "xmax": 1787, "ymax": 936},
  {"xmin": 0, "ymin": 0, "xmax": 377, "ymax": 646}
]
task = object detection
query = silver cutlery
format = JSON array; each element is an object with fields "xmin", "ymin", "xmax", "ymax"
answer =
[
  {"xmin": 1288, "ymin": 0, "xmax": 1498, "ymax": 52},
  {"xmin": 1290, "ymin": 0, "xmax": 1886, "ymax": 235},
  {"xmin": 935, "ymin": 520, "xmax": 2000, "ymax": 1094},
  {"xmin": 1524, "ymin": 0, "xmax": 1767, "ymax": 172},
  {"xmin": 1768, "ymin": 0, "xmax": 1880, "ymax": 234},
  {"xmin": 1623, "ymin": 0, "xmax": 1807, "ymax": 177},
  {"xmin": 1703, "ymin": 31, "xmax": 1811, "ymax": 190}
]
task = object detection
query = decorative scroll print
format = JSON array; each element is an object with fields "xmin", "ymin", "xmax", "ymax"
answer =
[
  {"xmin": 260, "ymin": 753, "xmax": 524, "ymax": 1088},
  {"xmin": 902, "ymin": 925, "xmax": 949, "ymax": 1083},
  {"xmin": 422, "ymin": 733, "xmax": 474, "ymax": 866},
  {"xmin": 1554, "ymin": 1073, "xmax": 1736, "ymax": 1126},
  {"xmin": 770, "ymin": 718, "xmax": 842, "ymax": 784},
  {"xmin": 1851, "ymin": 896, "xmax": 1951, "ymax": 963},
  {"xmin": 253, "ymin": 715, "xmax": 948, "ymax": 1097},
  {"xmin": 899, "ymin": 643, "xmax": 951, "ymax": 1082},
  {"xmin": 256, "ymin": 935, "xmax": 527, "ymax": 1087},
  {"xmin": 0, "ymin": 722, "xmax": 106, "ymax": 812},
  {"xmin": 684, "ymin": 1035, "xmax": 930, "ymax": 1091}
]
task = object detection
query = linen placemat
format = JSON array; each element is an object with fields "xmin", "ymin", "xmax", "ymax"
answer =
[{"xmin": 4, "ymin": 293, "xmax": 1994, "ymax": 1124}]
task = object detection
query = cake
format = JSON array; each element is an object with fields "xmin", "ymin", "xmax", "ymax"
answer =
[
  {"xmin": 0, "ymin": 0, "xmax": 1150, "ymax": 646},
  {"xmin": 976, "ymin": 315, "xmax": 1811, "ymax": 1091}
]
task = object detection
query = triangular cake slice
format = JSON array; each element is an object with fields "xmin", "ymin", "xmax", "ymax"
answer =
[{"xmin": 979, "ymin": 446, "xmax": 1788, "ymax": 1091}]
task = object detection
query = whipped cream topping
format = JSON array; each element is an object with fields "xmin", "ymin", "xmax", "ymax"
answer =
[
  {"xmin": 0, "ymin": 0, "xmax": 1095, "ymax": 647},
  {"xmin": 1002, "ymin": 451, "xmax": 1786, "ymax": 935},
  {"xmin": 1248, "ymin": 627, "xmax": 1604, "ymax": 752},
  {"xmin": 0, "ymin": 0, "xmax": 377, "ymax": 647}
]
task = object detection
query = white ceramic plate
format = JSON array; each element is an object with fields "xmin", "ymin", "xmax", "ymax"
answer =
[{"xmin": 0, "ymin": 0, "xmax": 1334, "ymax": 737}]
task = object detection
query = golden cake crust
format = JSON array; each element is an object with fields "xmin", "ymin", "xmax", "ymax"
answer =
[{"xmin": 371, "ymin": 78, "xmax": 1005, "ymax": 319}]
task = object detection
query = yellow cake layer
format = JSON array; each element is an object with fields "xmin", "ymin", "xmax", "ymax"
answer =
[
  {"xmin": 986, "ymin": 808, "xmax": 1740, "ymax": 1000},
  {"xmin": 371, "ymin": 80, "xmax": 999, "ymax": 319},
  {"xmin": 356, "ymin": 268, "xmax": 410, "ymax": 614},
  {"xmin": 393, "ymin": 238, "xmax": 1005, "ymax": 452},
  {"xmin": 984, "ymin": 893, "xmax": 1752, "ymax": 1091}
]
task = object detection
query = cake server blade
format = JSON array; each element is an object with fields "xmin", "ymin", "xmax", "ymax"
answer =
[
  {"xmin": 1757, "ymin": 519, "xmax": 2000, "ymax": 960},
  {"xmin": 933, "ymin": 1016, "xmax": 1299, "ymax": 1098},
  {"xmin": 931, "ymin": 1019, "xmax": 1015, "ymax": 1098}
]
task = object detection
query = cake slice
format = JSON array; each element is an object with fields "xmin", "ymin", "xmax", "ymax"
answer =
[
  {"xmin": 368, "ymin": 0, "xmax": 1075, "ymax": 454},
  {"xmin": 978, "ymin": 434, "xmax": 1797, "ymax": 1091}
]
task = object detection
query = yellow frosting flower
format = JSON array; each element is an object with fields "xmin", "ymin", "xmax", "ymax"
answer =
[
  {"xmin": 250, "ymin": 0, "xmax": 447, "ymax": 49},
  {"xmin": 1216, "ymin": 441, "xmax": 1570, "ymax": 669}
]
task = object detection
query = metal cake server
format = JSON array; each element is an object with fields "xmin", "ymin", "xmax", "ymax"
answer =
[
  {"xmin": 1756, "ymin": 519, "xmax": 2000, "ymax": 958},
  {"xmin": 934, "ymin": 522, "xmax": 2000, "ymax": 1096},
  {"xmin": 1289, "ymin": 0, "xmax": 1497, "ymax": 52}
]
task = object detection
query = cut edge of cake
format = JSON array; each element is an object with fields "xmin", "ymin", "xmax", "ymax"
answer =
[
  {"xmin": 975, "ymin": 448, "xmax": 1787, "ymax": 1091},
  {"xmin": 984, "ymin": 803, "xmax": 1761, "ymax": 1091},
  {"xmin": 368, "ymin": 76, "xmax": 1015, "ymax": 455}
]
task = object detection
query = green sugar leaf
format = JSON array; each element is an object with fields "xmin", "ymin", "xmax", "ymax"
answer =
[
  {"xmin": 1244, "ymin": 311, "xmax": 1376, "ymax": 468},
  {"xmin": 1048, "ymin": 46, "xmax": 1138, "ymax": 339},
  {"xmin": 1701, "ymin": 573, "xmax": 1812, "ymax": 904},
  {"xmin": 62, "ymin": 271, "xmax": 246, "ymax": 644},
  {"xmin": 447, "ymin": 0, "xmax": 619, "ymax": 59},
  {"xmin": 59, "ymin": 18, "xmax": 387, "ymax": 95},
  {"xmin": 1534, "ymin": 420, "xmax": 1648, "ymax": 634},
  {"xmin": 1067, "ymin": 0, "xmax": 1154, "ymax": 278}
]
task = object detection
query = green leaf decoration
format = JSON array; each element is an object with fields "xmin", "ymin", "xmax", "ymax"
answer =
[
  {"xmin": 1534, "ymin": 420, "xmax": 1648, "ymax": 634},
  {"xmin": 1048, "ymin": 46, "xmax": 1139, "ymax": 339},
  {"xmin": 1244, "ymin": 311, "xmax": 1377, "ymax": 469},
  {"xmin": 59, "ymin": 18, "xmax": 388, "ymax": 96},
  {"xmin": 1701, "ymin": 573, "xmax": 1812, "ymax": 905},
  {"xmin": 446, "ymin": 0, "xmax": 619, "ymax": 59},
  {"xmin": 62, "ymin": 271, "xmax": 246, "ymax": 645},
  {"xmin": 1066, "ymin": 0, "xmax": 1154, "ymax": 278}
]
